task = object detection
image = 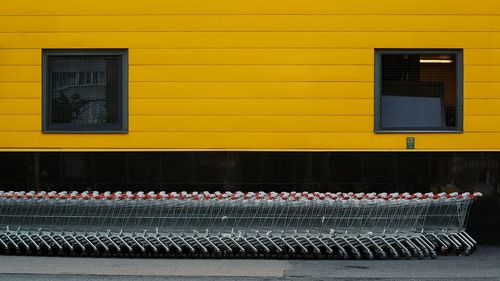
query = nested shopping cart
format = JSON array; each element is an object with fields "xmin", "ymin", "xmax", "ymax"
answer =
[{"xmin": 0, "ymin": 190, "xmax": 480, "ymax": 259}]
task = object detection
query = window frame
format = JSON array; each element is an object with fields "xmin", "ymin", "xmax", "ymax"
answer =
[
  {"xmin": 42, "ymin": 49, "xmax": 128, "ymax": 133},
  {"xmin": 374, "ymin": 49, "xmax": 463, "ymax": 133}
]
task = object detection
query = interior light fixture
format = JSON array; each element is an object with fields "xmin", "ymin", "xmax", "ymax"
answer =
[{"xmin": 419, "ymin": 59, "xmax": 453, "ymax": 63}]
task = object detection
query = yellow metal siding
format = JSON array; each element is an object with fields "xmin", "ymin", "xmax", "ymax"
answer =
[
  {"xmin": 2, "ymin": 33, "xmax": 500, "ymax": 49},
  {"xmin": 2, "ymin": 15, "xmax": 500, "ymax": 32},
  {"xmin": 1, "ymin": 0, "xmax": 499, "ymax": 15},
  {"xmin": 0, "ymin": 0, "xmax": 500, "ymax": 150}
]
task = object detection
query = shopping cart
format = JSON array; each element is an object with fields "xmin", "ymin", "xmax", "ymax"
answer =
[{"xmin": 0, "ymin": 190, "xmax": 481, "ymax": 259}]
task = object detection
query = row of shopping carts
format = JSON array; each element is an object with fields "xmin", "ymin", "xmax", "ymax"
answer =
[{"xmin": 0, "ymin": 190, "xmax": 481, "ymax": 259}]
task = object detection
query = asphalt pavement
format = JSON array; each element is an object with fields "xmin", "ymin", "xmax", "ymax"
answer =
[{"xmin": 0, "ymin": 246, "xmax": 499, "ymax": 280}]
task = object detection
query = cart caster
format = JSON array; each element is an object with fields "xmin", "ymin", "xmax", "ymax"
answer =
[
  {"xmin": 463, "ymin": 247, "xmax": 472, "ymax": 256},
  {"xmin": 429, "ymin": 250, "xmax": 438, "ymax": 259}
]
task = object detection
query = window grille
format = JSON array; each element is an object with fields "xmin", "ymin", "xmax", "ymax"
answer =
[
  {"xmin": 43, "ymin": 50, "xmax": 128, "ymax": 132},
  {"xmin": 375, "ymin": 49, "xmax": 463, "ymax": 132}
]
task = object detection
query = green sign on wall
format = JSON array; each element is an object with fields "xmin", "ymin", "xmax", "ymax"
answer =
[{"xmin": 406, "ymin": 137, "xmax": 415, "ymax": 149}]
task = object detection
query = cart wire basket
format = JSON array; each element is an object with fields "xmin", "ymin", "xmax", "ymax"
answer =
[{"xmin": 0, "ymin": 190, "xmax": 481, "ymax": 260}]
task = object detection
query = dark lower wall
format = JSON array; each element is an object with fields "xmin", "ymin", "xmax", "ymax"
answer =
[{"xmin": 0, "ymin": 152, "xmax": 498, "ymax": 244}]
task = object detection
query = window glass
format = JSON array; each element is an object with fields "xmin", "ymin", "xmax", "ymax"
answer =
[
  {"xmin": 43, "ymin": 50, "xmax": 127, "ymax": 132},
  {"xmin": 376, "ymin": 50, "xmax": 462, "ymax": 132}
]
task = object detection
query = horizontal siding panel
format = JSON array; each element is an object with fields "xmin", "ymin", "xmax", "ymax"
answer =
[
  {"xmin": 1, "ymin": 0, "xmax": 500, "ymax": 15},
  {"xmin": 0, "ymin": 99, "xmax": 40, "ymax": 115},
  {"xmin": 465, "ymin": 116, "xmax": 500, "ymax": 132},
  {"xmin": 465, "ymin": 49, "xmax": 500, "ymax": 66},
  {"xmin": 130, "ymin": 65, "xmax": 372, "ymax": 82},
  {"xmin": 465, "ymin": 99, "xmax": 500, "ymax": 116},
  {"xmin": 464, "ymin": 82, "xmax": 500, "ymax": 99},
  {"xmin": 0, "ymin": 82, "xmax": 40, "ymax": 99},
  {"xmin": 0, "ymin": 115, "xmax": 39, "ymax": 131},
  {"xmin": 130, "ymin": 115, "xmax": 373, "ymax": 132},
  {"xmin": 2, "ymin": 132, "xmax": 500, "ymax": 150},
  {"xmin": 0, "ymin": 66, "xmax": 39, "ymax": 82},
  {"xmin": 129, "ymin": 82, "xmax": 373, "ymax": 99},
  {"xmin": 130, "ymin": 49, "xmax": 373, "ymax": 65},
  {"xmin": 130, "ymin": 99, "xmax": 373, "ymax": 115},
  {"xmin": 2, "ymin": 32, "xmax": 500, "ymax": 49},
  {"xmin": 3, "ymin": 15, "xmax": 500, "ymax": 32},
  {"xmin": 0, "ymin": 49, "xmax": 40, "ymax": 65},
  {"xmin": 466, "ymin": 66, "xmax": 500, "ymax": 82}
]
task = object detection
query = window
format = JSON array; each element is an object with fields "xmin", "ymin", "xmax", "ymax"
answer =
[
  {"xmin": 42, "ymin": 50, "xmax": 128, "ymax": 132},
  {"xmin": 375, "ymin": 49, "xmax": 463, "ymax": 132}
]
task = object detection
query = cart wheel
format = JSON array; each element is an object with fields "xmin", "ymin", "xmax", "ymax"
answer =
[
  {"xmin": 463, "ymin": 247, "xmax": 472, "ymax": 256},
  {"xmin": 339, "ymin": 251, "xmax": 349, "ymax": 260},
  {"xmin": 429, "ymin": 250, "xmax": 438, "ymax": 259},
  {"xmin": 415, "ymin": 250, "xmax": 424, "ymax": 260},
  {"xmin": 351, "ymin": 250, "xmax": 362, "ymax": 260},
  {"xmin": 376, "ymin": 249, "xmax": 387, "ymax": 260}
]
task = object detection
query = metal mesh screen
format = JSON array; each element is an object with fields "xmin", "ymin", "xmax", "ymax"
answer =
[
  {"xmin": 378, "ymin": 51, "xmax": 460, "ymax": 131},
  {"xmin": 44, "ymin": 53, "xmax": 125, "ymax": 132}
]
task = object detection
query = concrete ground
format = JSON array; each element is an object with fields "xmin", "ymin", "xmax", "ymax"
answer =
[{"xmin": 0, "ymin": 247, "xmax": 499, "ymax": 280}]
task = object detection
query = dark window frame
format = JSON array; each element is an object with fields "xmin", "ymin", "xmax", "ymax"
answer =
[
  {"xmin": 374, "ymin": 49, "xmax": 463, "ymax": 133},
  {"xmin": 42, "ymin": 49, "xmax": 128, "ymax": 133}
]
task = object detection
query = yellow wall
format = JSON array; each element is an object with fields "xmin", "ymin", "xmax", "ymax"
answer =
[{"xmin": 1, "ymin": 0, "xmax": 500, "ymax": 151}]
